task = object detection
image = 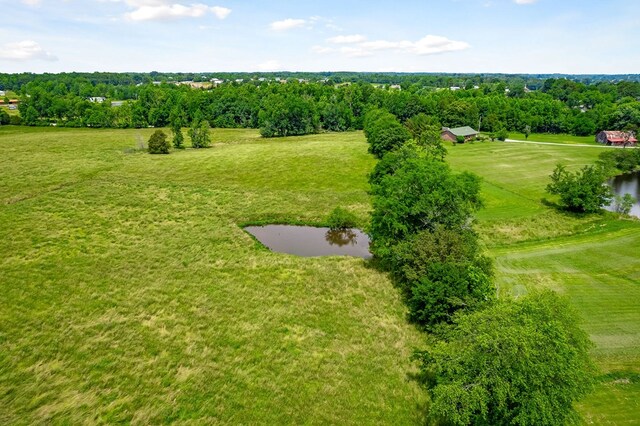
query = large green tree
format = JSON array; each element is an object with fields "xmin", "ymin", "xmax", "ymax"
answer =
[
  {"xmin": 369, "ymin": 156, "xmax": 482, "ymax": 256},
  {"xmin": 414, "ymin": 290, "xmax": 597, "ymax": 426}
]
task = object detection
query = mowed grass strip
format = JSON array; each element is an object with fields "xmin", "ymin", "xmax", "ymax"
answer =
[
  {"xmin": 448, "ymin": 141, "xmax": 640, "ymax": 424},
  {"xmin": 0, "ymin": 127, "xmax": 426, "ymax": 424}
]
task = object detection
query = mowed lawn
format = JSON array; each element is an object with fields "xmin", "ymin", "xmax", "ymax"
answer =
[
  {"xmin": 0, "ymin": 127, "xmax": 427, "ymax": 424},
  {"xmin": 448, "ymin": 141, "xmax": 640, "ymax": 424}
]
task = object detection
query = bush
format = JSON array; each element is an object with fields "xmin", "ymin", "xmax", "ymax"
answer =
[
  {"xmin": 9, "ymin": 115, "xmax": 22, "ymax": 126},
  {"xmin": 414, "ymin": 291, "xmax": 597, "ymax": 426},
  {"xmin": 546, "ymin": 164, "xmax": 612, "ymax": 213},
  {"xmin": 496, "ymin": 128, "xmax": 509, "ymax": 141},
  {"xmin": 612, "ymin": 193, "xmax": 636, "ymax": 215},
  {"xmin": 326, "ymin": 207, "xmax": 358, "ymax": 230},
  {"xmin": 148, "ymin": 129, "xmax": 170, "ymax": 154},
  {"xmin": 0, "ymin": 109, "xmax": 9, "ymax": 125}
]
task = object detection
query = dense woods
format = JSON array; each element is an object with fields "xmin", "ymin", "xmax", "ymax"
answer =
[{"xmin": 1, "ymin": 73, "xmax": 639, "ymax": 138}]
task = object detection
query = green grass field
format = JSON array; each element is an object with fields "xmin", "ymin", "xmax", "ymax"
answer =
[
  {"xmin": 507, "ymin": 132, "xmax": 598, "ymax": 145},
  {"xmin": 1, "ymin": 128, "xmax": 638, "ymax": 424},
  {"xmin": 448, "ymin": 141, "xmax": 640, "ymax": 424}
]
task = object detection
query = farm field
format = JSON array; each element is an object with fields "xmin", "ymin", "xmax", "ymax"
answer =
[
  {"xmin": 0, "ymin": 127, "xmax": 426, "ymax": 424},
  {"xmin": 1, "ymin": 128, "xmax": 639, "ymax": 424}
]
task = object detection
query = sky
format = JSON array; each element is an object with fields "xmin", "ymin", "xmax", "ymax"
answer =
[{"xmin": 1, "ymin": 0, "xmax": 639, "ymax": 74}]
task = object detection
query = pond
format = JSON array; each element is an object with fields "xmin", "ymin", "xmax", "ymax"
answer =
[
  {"xmin": 606, "ymin": 171, "xmax": 640, "ymax": 218},
  {"xmin": 245, "ymin": 225, "xmax": 372, "ymax": 259}
]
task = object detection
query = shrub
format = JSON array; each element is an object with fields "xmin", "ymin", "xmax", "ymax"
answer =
[
  {"xmin": 326, "ymin": 207, "xmax": 358, "ymax": 230},
  {"xmin": 148, "ymin": 129, "xmax": 170, "ymax": 154},
  {"xmin": 455, "ymin": 135, "xmax": 465, "ymax": 144},
  {"xmin": 9, "ymin": 115, "xmax": 22, "ymax": 126},
  {"xmin": 612, "ymin": 193, "xmax": 636, "ymax": 215},
  {"xmin": 0, "ymin": 109, "xmax": 9, "ymax": 125},
  {"xmin": 496, "ymin": 128, "xmax": 509, "ymax": 141}
]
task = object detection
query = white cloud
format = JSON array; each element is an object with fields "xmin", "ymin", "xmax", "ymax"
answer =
[
  {"xmin": 409, "ymin": 35, "xmax": 470, "ymax": 55},
  {"xmin": 21, "ymin": 0, "xmax": 42, "ymax": 6},
  {"xmin": 514, "ymin": 0, "xmax": 538, "ymax": 4},
  {"xmin": 311, "ymin": 45, "xmax": 334, "ymax": 54},
  {"xmin": 0, "ymin": 40, "xmax": 58, "ymax": 61},
  {"xmin": 340, "ymin": 46, "xmax": 373, "ymax": 58},
  {"xmin": 326, "ymin": 34, "xmax": 367, "ymax": 44},
  {"xmin": 126, "ymin": 3, "xmax": 230, "ymax": 21},
  {"xmin": 257, "ymin": 59, "xmax": 281, "ymax": 71},
  {"xmin": 269, "ymin": 18, "xmax": 306, "ymax": 31},
  {"xmin": 318, "ymin": 35, "xmax": 470, "ymax": 57}
]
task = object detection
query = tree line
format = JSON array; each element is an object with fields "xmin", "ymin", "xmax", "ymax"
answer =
[
  {"xmin": 363, "ymin": 111, "xmax": 597, "ymax": 425},
  {"xmin": 2, "ymin": 73, "xmax": 639, "ymax": 138}
]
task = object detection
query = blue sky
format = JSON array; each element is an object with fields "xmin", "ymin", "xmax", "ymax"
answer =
[{"xmin": 1, "ymin": 0, "xmax": 639, "ymax": 74}]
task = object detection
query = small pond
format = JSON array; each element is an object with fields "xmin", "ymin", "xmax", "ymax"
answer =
[
  {"xmin": 606, "ymin": 171, "xmax": 640, "ymax": 218},
  {"xmin": 245, "ymin": 225, "xmax": 372, "ymax": 259}
]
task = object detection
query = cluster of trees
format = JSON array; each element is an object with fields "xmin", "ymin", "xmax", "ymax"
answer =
[
  {"xmin": 364, "ymin": 112, "xmax": 596, "ymax": 424},
  {"xmin": 545, "ymin": 148, "xmax": 640, "ymax": 215},
  {"xmin": 3, "ymin": 73, "xmax": 639, "ymax": 138}
]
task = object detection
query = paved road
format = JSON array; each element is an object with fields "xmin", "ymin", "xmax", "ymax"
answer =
[{"xmin": 504, "ymin": 139, "xmax": 621, "ymax": 148}]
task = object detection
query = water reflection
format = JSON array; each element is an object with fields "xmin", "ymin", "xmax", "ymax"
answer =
[
  {"xmin": 606, "ymin": 171, "xmax": 640, "ymax": 218},
  {"xmin": 325, "ymin": 228, "xmax": 358, "ymax": 247},
  {"xmin": 245, "ymin": 225, "xmax": 372, "ymax": 258}
]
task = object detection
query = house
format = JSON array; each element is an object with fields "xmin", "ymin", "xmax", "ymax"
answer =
[
  {"xmin": 89, "ymin": 97, "xmax": 106, "ymax": 103},
  {"xmin": 441, "ymin": 126, "xmax": 479, "ymax": 142},
  {"xmin": 596, "ymin": 131, "xmax": 637, "ymax": 146},
  {"xmin": 389, "ymin": 84, "xmax": 402, "ymax": 90}
]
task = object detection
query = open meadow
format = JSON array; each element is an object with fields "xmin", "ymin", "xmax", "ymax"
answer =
[{"xmin": 1, "ymin": 127, "xmax": 639, "ymax": 424}]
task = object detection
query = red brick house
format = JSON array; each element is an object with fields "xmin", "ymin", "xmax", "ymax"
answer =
[
  {"xmin": 596, "ymin": 131, "xmax": 637, "ymax": 146},
  {"xmin": 441, "ymin": 126, "xmax": 479, "ymax": 142}
]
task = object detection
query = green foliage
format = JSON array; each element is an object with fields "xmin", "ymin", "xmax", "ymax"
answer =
[
  {"xmin": 147, "ymin": 129, "xmax": 170, "ymax": 154},
  {"xmin": 598, "ymin": 149, "xmax": 640, "ymax": 173},
  {"xmin": 363, "ymin": 109, "xmax": 411, "ymax": 159},
  {"xmin": 0, "ymin": 109, "xmax": 9, "ymax": 125},
  {"xmin": 9, "ymin": 115, "xmax": 22, "ymax": 125},
  {"xmin": 455, "ymin": 135, "xmax": 465, "ymax": 144},
  {"xmin": 259, "ymin": 94, "xmax": 319, "ymax": 137},
  {"xmin": 404, "ymin": 113, "xmax": 440, "ymax": 140},
  {"xmin": 326, "ymin": 207, "xmax": 358, "ymax": 230},
  {"xmin": 390, "ymin": 228, "xmax": 494, "ymax": 328},
  {"xmin": 546, "ymin": 164, "xmax": 612, "ymax": 213},
  {"xmin": 171, "ymin": 122, "xmax": 185, "ymax": 149},
  {"xmin": 189, "ymin": 119, "xmax": 211, "ymax": 148},
  {"xmin": 414, "ymin": 291, "xmax": 597, "ymax": 426},
  {"xmin": 368, "ymin": 143, "xmax": 424, "ymax": 187},
  {"xmin": 496, "ymin": 128, "xmax": 509, "ymax": 141},
  {"xmin": 369, "ymin": 156, "xmax": 482, "ymax": 257},
  {"xmin": 612, "ymin": 193, "xmax": 636, "ymax": 215}
]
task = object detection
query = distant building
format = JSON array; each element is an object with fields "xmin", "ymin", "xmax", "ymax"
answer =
[
  {"xmin": 441, "ymin": 126, "xmax": 479, "ymax": 142},
  {"xmin": 0, "ymin": 90, "xmax": 5, "ymax": 97},
  {"xmin": 389, "ymin": 84, "xmax": 402, "ymax": 90},
  {"xmin": 89, "ymin": 97, "xmax": 106, "ymax": 103},
  {"xmin": 449, "ymin": 86, "xmax": 461, "ymax": 91},
  {"xmin": 596, "ymin": 131, "xmax": 637, "ymax": 146}
]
